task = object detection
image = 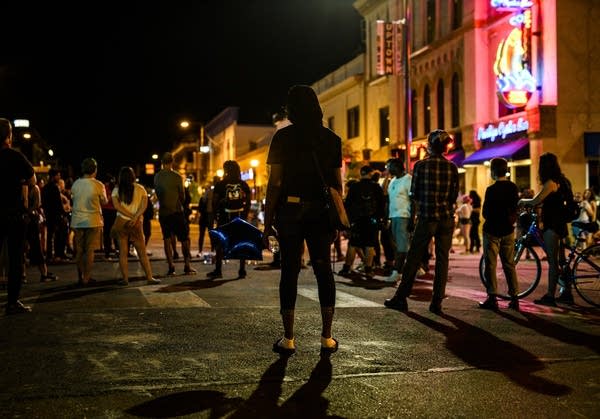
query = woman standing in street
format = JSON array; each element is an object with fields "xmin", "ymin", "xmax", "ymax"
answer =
[
  {"xmin": 263, "ymin": 85, "xmax": 342, "ymax": 355},
  {"xmin": 518, "ymin": 152, "xmax": 570, "ymax": 306},
  {"xmin": 111, "ymin": 166, "xmax": 159, "ymax": 286}
]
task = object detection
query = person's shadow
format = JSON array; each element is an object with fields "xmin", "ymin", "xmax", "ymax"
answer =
[
  {"xmin": 496, "ymin": 309, "xmax": 600, "ymax": 354},
  {"xmin": 405, "ymin": 311, "xmax": 572, "ymax": 396},
  {"xmin": 228, "ymin": 354, "xmax": 342, "ymax": 419}
]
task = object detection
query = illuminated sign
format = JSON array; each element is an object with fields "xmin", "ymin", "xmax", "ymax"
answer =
[
  {"xmin": 492, "ymin": 2, "xmax": 536, "ymax": 109},
  {"xmin": 491, "ymin": 0, "xmax": 533, "ymax": 9},
  {"xmin": 376, "ymin": 20, "xmax": 400, "ymax": 76},
  {"xmin": 477, "ymin": 117, "xmax": 529, "ymax": 143}
]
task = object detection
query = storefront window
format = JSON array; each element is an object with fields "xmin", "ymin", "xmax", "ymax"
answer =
[
  {"xmin": 437, "ymin": 79, "xmax": 445, "ymax": 129},
  {"xmin": 411, "ymin": 89, "xmax": 418, "ymax": 137},
  {"xmin": 424, "ymin": 84, "xmax": 431, "ymax": 134},
  {"xmin": 379, "ymin": 106, "xmax": 390, "ymax": 147},
  {"xmin": 451, "ymin": 73, "xmax": 460, "ymax": 128}
]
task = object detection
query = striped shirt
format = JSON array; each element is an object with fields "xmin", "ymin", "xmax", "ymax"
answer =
[{"xmin": 410, "ymin": 155, "xmax": 459, "ymax": 220}]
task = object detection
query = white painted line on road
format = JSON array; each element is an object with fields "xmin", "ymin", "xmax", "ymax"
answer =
[
  {"xmin": 140, "ymin": 285, "xmax": 211, "ymax": 307},
  {"xmin": 298, "ymin": 286, "xmax": 381, "ymax": 307}
]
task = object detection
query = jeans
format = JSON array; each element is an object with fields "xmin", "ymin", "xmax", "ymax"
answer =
[
  {"xmin": 482, "ymin": 232, "xmax": 518, "ymax": 297},
  {"xmin": 396, "ymin": 217, "xmax": 454, "ymax": 304},
  {"xmin": 543, "ymin": 228, "xmax": 561, "ymax": 297}
]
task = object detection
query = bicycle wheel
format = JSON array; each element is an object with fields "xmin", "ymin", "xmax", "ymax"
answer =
[
  {"xmin": 573, "ymin": 244, "xmax": 600, "ymax": 307},
  {"xmin": 479, "ymin": 243, "xmax": 541, "ymax": 299}
]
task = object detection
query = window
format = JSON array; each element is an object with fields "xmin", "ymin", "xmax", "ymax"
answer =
[
  {"xmin": 249, "ymin": 140, "xmax": 257, "ymax": 151},
  {"xmin": 452, "ymin": 0, "xmax": 463, "ymax": 30},
  {"xmin": 327, "ymin": 116, "xmax": 335, "ymax": 131},
  {"xmin": 379, "ymin": 107, "xmax": 390, "ymax": 147},
  {"xmin": 424, "ymin": 85, "xmax": 431, "ymax": 134},
  {"xmin": 426, "ymin": 0, "xmax": 436, "ymax": 44},
  {"xmin": 411, "ymin": 89, "xmax": 418, "ymax": 138},
  {"xmin": 451, "ymin": 73, "xmax": 460, "ymax": 127},
  {"xmin": 347, "ymin": 106, "xmax": 360, "ymax": 139},
  {"xmin": 437, "ymin": 79, "xmax": 445, "ymax": 129}
]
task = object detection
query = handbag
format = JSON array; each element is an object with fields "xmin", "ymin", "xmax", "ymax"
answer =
[{"xmin": 311, "ymin": 152, "xmax": 350, "ymax": 231}]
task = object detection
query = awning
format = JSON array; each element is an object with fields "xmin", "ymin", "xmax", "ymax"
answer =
[
  {"xmin": 462, "ymin": 138, "xmax": 529, "ymax": 166},
  {"xmin": 445, "ymin": 150, "xmax": 465, "ymax": 167},
  {"xmin": 584, "ymin": 132, "xmax": 600, "ymax": 157}
]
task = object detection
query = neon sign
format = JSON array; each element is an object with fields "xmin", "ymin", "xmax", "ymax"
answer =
[
  {"xmin": 492, "ymin": 1, "xmax": 536, "ymax": 109},
  {"xmin": 491, "ymin": 0, "xmax": 533, "ymax": 9},
  {"xmin": 477, "ymin": 117, "xmax": 529, "ymax": 143}
]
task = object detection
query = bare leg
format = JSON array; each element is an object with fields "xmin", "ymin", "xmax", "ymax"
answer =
[
  {"xmin": 163, "ymin": 237, "xmax": 174, "ymax": 270},
  {"xmin": 118, "ymin": 237, "xmax": 129, "ymax": 282},
  {"xmin": 133, "ymin": 238, "xmax": 153, "ymax": 280}
]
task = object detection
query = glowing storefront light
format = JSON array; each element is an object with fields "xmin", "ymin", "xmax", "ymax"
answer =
[{"xmin": 492, "ymin": 2, "xmax": 536, "ymax": 109}]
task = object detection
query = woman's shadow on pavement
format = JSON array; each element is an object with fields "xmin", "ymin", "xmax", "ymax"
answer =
[
  {"xmin": 405, "ymin": 311, "xmax": 572, "ymax": 396},
  {"xmin": 125, "ymin": 354, "xmax": 342, "ymax": 418}
]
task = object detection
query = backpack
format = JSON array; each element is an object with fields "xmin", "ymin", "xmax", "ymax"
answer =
[
  {"xmin": 223, "ymin": 182, "xmax": 247, "ymax": 214},
  {"xmin": 559, "ymin": 176, "xmax": 579, "ymax": 223},
  {"xmin": 351, "ymin": 182, "xmax": 377, "ymax": 219}
]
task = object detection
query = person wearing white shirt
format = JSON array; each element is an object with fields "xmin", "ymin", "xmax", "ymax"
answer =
[{"xmin": 384, "ymin": 158, "xmax": 412, "ymax": 283}]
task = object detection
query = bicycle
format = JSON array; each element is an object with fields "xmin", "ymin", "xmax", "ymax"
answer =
[{"xmin": 479, "ymin": 209, "xmax": 600, "ymax": 306}]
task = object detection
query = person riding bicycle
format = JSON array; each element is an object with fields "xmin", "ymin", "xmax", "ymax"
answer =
[{"xmin": 518, "ymin": 152, "xmax": 572, "ymax": 306}]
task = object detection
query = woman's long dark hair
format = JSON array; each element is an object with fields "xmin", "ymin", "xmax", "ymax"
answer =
[
  {"xmin": 223, "ymin": 160, "xmax": 241, "ymax": 182},
  {"xmin": 538, "ymin": 152, "xmax": 562, "ymax": 184},
  {"xmin": 117, "ymin": 166, "xmax": 136, "ymax": 205}
]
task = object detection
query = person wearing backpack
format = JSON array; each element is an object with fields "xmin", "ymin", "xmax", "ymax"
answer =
[
  {"xmin": 207, "ymin": 160, "xmax": 251, "ymax": 279},
  {"xmin": 518, "ymin": 152, "xmax": 573, "ymax": 306},
  {"xmin": 337, "ymin": 165, "xmax": 385, "ymax": 279}
]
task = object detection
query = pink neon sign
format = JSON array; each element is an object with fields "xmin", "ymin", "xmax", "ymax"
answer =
[{"xmin": 492, "ymin": 1, "xmax": 536, "ymax": 109}]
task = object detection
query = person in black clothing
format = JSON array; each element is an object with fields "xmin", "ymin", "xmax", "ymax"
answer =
[
  {"xmin": 338, "ymin": 165, "xmax": 385, "ymax": 279},
  {"xmin": 479, "ymin": 158, "xmax": 520, "ymax": 310},
  {"xmin": 207, "ymin": 160, "xmax": 251, "ymax": 279},
  {"xmin": 468, "ymin": 190, "xmax": 482, "ymax": 253},
  {"xmin": 263, "ymin": 84, "xmax": 341, "ymax": 355},
  {"xmin": 42, "ymin": 168, "xmax": 65, "ymax": 263},
  {"xmin": 0, "ymin": 118, "xmax": 36, "ymax": 314}
]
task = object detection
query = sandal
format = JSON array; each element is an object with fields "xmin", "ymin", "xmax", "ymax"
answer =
[
  {"xmin": 320, "ymin": 337, "xmax": 339, "ymax": 354},
  {"xmin": 272, "ymin": 338, "xmax": 296, "ymax": 356}
]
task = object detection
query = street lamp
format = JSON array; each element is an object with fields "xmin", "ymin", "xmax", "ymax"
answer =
[{"xmin": 250, "ymin": 159, "xmax": 259, "ymax": 201}]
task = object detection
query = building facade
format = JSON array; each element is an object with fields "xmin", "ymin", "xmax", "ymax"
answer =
[{"xmin": 317, "ymin": 0, "xmax": 600, "ymax": 197}]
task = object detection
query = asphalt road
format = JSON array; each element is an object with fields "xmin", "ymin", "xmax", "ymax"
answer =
[{"xmin": 1, "ymin": 221, "xmax": 599, "ymax": 418}]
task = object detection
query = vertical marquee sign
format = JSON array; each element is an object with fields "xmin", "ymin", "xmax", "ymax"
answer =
[
  {"xmin": 492, "ymin": 0, "xmax": 537, "ymax": 109},
  {"xmin": 376, "ymin": 20, "xmax": 400, "ymax": 76}
]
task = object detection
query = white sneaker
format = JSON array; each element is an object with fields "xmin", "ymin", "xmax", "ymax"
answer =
[
  {"xmin": 417, "ymin": 267, "xmax": 427, "ymax": 277},
  {"xmin": 384, "ymin": 270, "xmax": 401, "ymax": 283}
]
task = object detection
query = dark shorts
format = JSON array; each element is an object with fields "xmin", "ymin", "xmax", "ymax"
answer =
[
  {"xmin": 158, "ymin": 212, "xmax": 190, "ymax": 241},
  {"xmin": 349, "ymin": 217, "xmax": 379, "ymax": 247}
]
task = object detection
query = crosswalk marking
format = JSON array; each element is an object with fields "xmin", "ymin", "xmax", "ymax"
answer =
[
  {"xmin": 140, "ymin": 285, "xmax": 211, "ymax": 307},
  {"xmin": 297, "ymin": 287, "xmax": 381, "ymax": 307}
]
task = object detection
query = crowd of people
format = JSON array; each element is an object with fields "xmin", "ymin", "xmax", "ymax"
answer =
[{"xmin": 2, "ymin": 89, "xmax": 599, "ymax": 368}]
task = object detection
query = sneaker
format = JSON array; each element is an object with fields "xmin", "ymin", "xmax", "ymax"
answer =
[
  {"xmin": 337, "ymin": 265, "xmax": 351, "ymax": 276},
  {"xmin": 428, "ymin": 302, "xmax": 443, "ymax": 315},
  {"xmin": 478, "ymin": 296, "xmax": 498, "ymax": 310},
  {"xmin": 556, "ymin": 291, "xmax": 574, "ymax": 304},
  {"xmin": 207, "ymin": 270, "xmax": 222, "ymax": 279},
  {"xmin": 117, "ymin": 279, "xmax": 129, "ymax": 286},
  {"xmin": 384, "ymin": 270, "xmax": 401, "ymax": 283},
  {"xmin": 147, "ymin": 278, "xmax": 161, "ymax": 285},
  {"xmin": 5, "ymin": 301, "xmax": 32, "ymax": 315},
  {"xmin": 384, "ymin": 295, "xmax": 408, "ymax": 311},
  {"xmin": 40, "ymin": 272, "xmax": 58, "ymax": 282},
  {"xmin": 534, "ymin": 294, "xmax": 557, "ymax": 307},
  {"xmin": 184, "ymin": 266, "xmax": 197, "ymax": 275},
  {"xmin": 166, "ymin": 266, "xmax": 176, "ymax": 276}
]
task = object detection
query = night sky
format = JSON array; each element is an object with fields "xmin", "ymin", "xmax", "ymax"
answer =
[{"xmin": 0, "ymin": 0, "xmax": 363, "ymax": 177}]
